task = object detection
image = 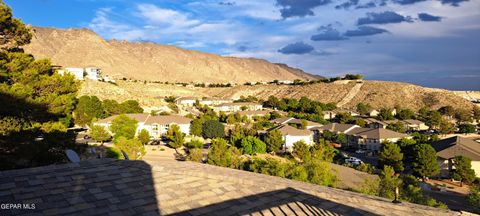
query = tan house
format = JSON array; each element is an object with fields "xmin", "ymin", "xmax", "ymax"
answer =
[
  {"xmin": 323, "ymin": 111, "xmax": 336, "ymax": 120},
  {"xmin": 310, "ymin": 123, "xmax": 360, "ymax": 142},
  {"xmin": 200, "ymin": 98, "xmax": 233, "ymax": 106},
  {"xmin": 431, "ymin": 136, "xmax": 480, "ymax": 178},
  {"xmin": 368, "ymin": 110, "xmax": 380, "ymax": 117},
  {"xmin": 268, "ymin": 125, "xmax": 314, "ymax": 152},
  {"xmin": 345, "ymin": 128, "xmax": 410, "ymax": 151},
  {"xmin": 365, "ymin": 118, "xmax": 389, "ymax": 129},
  {"xmin": 237, "ymin": 110, "xmax": 270, "ymax": 120},
  {"xmin": 175, "ymin": 97, "xmax": 197, "ymax": 106},
  {"xmin": 94, "ymin": 113, "xmax": 191, "ymax": 139},
  {"xmin": 212, "ymin": 102, "xmax": 263, "ymax": 113},
  {"xmin": 402, "ymin": 119, "xmax": 429, "ymax": 131}
]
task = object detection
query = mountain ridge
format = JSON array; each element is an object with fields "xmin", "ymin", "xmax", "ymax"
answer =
[{"xmin": 24, "ymin": 27, "xmax": 319, "ymax": 83}]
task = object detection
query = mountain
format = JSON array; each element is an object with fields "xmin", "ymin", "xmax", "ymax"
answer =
[{"xmin": 23, "ymin": 27, "xmax": 319, "ymax": 83}]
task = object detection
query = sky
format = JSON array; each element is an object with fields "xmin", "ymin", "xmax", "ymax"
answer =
[{"xmin": 6, "ymin": 0, "xmax": 480, "ymax": 90}]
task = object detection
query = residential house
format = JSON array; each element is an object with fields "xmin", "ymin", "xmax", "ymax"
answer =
[
  {"xmin": 85, "ymin": 67, "xmax": 102, "ymax": 81},
  {"xmin": 94, "ymin": 114, "xmax": 191, "ymax": 139},
  {"xmin": 212, "ymin": 102, "xmax": 263, "ymax": 113},
  {"xmin": 269, "ymin": 125, "xmax": 314, "ymax": 152},
  {"xmin": 336, "ymin": 109, "xmax": 360, "ymax": 117},
  {"xmin": 345, "ymin": 128, "xmax": 409, "ymax": 151},
  {"xmin": 237, "ymin": 110, "xmax": 270, "ymax": 120},
  {"xmin": 277, "ymin": 80, "xmax": 293, "ymax": 84},
  {"xmin": 402, "ymin": 119, "xmax": 429, "ymax": 131},
  {"xmin": 323, "ymin": 111, "xmax": 336, "ymax": 120},
  {"xmin": 369, "ymin": 110, "xmax": 380, "ymax": 117},
  {"xmin": 309, "ymin": 123, "xmax": 360, "ymax": 141},
  {"xmin": 59, "ymin": 67, "xmax": 84, "ymax": 80},
  {"xmin": 175, "ymin": 97, "xmax": 197, "ymax": 106},
  {"xmin": 365, "ymin": 118, "xmax": 389, "ymax": 129},
  {"xmin": 271, "ymin": 117, "xmax": 322, "ymax": 130},
  {"xmin": 431, "ymin": 136, "xmax": 480, "ymax": 178},
  {"xmin": 200, "ymin": 98, "xmax": 233, "ymax": 106}
]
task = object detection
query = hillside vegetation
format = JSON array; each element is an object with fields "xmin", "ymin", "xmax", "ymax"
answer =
[{"xmin": 24, "ymin": 27, "xmax": 317, "ymax": 83}]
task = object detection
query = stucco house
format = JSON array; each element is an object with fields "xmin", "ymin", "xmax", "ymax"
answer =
[
  {"xmin": 309, "ymin": 123, "xmax": 360, "ymax": 142},
  {"xmin": 431, "ymin": 136, "xmax": 480, "ymax": 178},
  {"xmin": 268, "ymin": 125, "xmax": 314, "ymax": 152},
  {"xmin": 94, "ymin": 113, "xmax": 191, "ymax": 139},
  {"xmin": 200, "ymin": 98, "xmax": 233, "ymax": 106},
  {"xmin": 365, "ymin": 118, "xmax": 389, "ymax": 129},
  {"xmin": 212, "ymin": 102, "xmax": 263, "ymax": 113},
  {"xmin": 402, "ymin": 119, "xmax": 429, "ymax": 131},
  {"xmin": 175, "ymin": 97, "xmax": 197, "ymax": 106},
  {"xmin": 368, "ymin": 110, "xmax": 380, "ymax": 117},
  {"xmin": 323, "ymin": 111, "xmax": 336, "ymax": 120},
  {"xmin": 345, "ymin": 128, "xmax": 409, "ymax": 151},
  {"xmin": 59, "ymin": 67, "xmax": 85, "ymax": 80},
  {"xmin": 85, "ymin": 67, "xmax": 102, "ymax": 81}
]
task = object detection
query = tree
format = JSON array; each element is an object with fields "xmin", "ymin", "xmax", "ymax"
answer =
[
  {"xmin": 185, "ymin": 138, "xmax": 204, "ymax": 149},
  {"xmin": 110, "ymin": 115, "xmax": 138, "ymax": 142},
  {"xmin": 187, "ymin": 148, "xmax": 203, "ymax": 162},
  {"xmin": 378, "ymin": 166, "xmax": 402, "ymax": 199},
  {"xmin": 335, "ymin": 112, "xmax": 353, "ymax": 124},
  {"xmin": 458, "ymin": 124, "xmax": 476, "ymax": 134},
  {"xmin": 378, "ymin": 142, "xmax": 404, "ymax": 173},
  {"xmin": 207, "ymin": 138, "xmax": 232, "ymax": 167},
  {"xmin": 137, "ymin": 129, "xmax": 150, "ymax": 145},
  {"xmin": 115, "ymin": 137, "xmax": 145, "ymax": 160},
  {"xmin": 103, "ymin": 99, "xmax": 122, "ymax": 116},
  {"xmin": 305, "ymin": 160, "xmax": 337, "ymax": 187},
  {"xmin": 119, "ymin": 100, "xmax": 143, "ymax": 113},
  {"xmin": 239, "ymin": 136, "xmax": 266, "ymax": 155},
  {"xmin": 190, "ymin": 118, "xmax": 204, "ymax": 137},
  {"xmin": 412, "ymin": 144, "xmax": 440, "ymax": 181},
  {"xmin": 202, "ymin": 120, "xmax": 225, "ymax": 139},
  {"xmin": 377, "ymin": 108, "xmax": 395, "ymax": 121},
  {"xmin": 292, "ymin": 141, "xmax": 310, "ymax": 162},
  {"xmin": 438, "ymin": 119, "xmax": 455, "ymax": 135},
  {"xmin": 454, "ymin": 109, "xmax": 472, "ymax": 123},
  {"xmin": 474, "ymin": 107, "xmax": 480, "ymax": 122},
  {"xmin": 74, "ymin": 96, "xmax": 105, "ymax": 126},
  {"xmin": 386, "ymin": 121, "xmax": 406, "ymax": 133},
  {"xmin": 438, "ymin": 106, "xmax": 455, "ymax": 117},
  {"xmin": 333, "ymin": 133, "xmax": 347, "ymax": 145},
  {"xmin": 396, "ymin": 109, "xmax": 415, "ymax": 120},
  {"xmin": 287, "ymin": 165, "xmax": 308, "ymax": 182},
  {"xmin": 89, "ymin": 125, "xmax": 111, "ymax": 145},
  {"xmin": 421, "ymin": 109, "xmax": 442, "ymax": 129},
  {"xmin": 356, "ymin": 103, "xmax": 372, "ymax": 115},
  {"xmin": 451, "ymin": 156, "xmax": 476, "ymax": 186},
  {"xmin": 265, "ymin": 129, "xmax": 284, "ymax": 153},
  {"xmin": 467, "ymin": 186, "xmax": 480, "ymax": 213},
  {"xmin": 166, "ymin": 124, "xmax": 185, "ymax": 151},
  {"xmin": 0, "ymin": 1, "xmax": 32, "ymax": 50}
]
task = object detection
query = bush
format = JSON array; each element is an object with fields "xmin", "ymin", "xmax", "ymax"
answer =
[
  {"xmin": 239, "ymin": 136, "xmax": 266, "ymax": 155},
  {"xmin": 202, "ymin": 120, "xmax": 225, "ymax": 139},
  {"xmin": 105, "ymin": 147, "xmax": 122, "ymax": 159},
  {"xmin": 207, "ymin": 138, "xmax": 231, "ymax": 167},
  {"xmin": 187, "ymin": 148, "xmax": 204, "ymax": 162},
  {"xmin": 185, "ymin": 138, "xmax": 204, "ymax": 149}
]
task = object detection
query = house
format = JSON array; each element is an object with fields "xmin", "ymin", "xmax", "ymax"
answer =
[
  {"xmin": 365, "ymin": 118, "xmax": 389, "ymax": 129},
  {"xmin": 369, "ymin": 110, "xmax": 380, "ymax": 117},
  {"xmin": 200, "ymin": 98, "xmax": 233, "ymax": 106},
  {"xmin": 237, "ymin": 110, "xmax": 270, "ymax": 120},
  {"xmin": 345, "ymin": 128, "xmax": 409, "ymax": 151},
  {"xmin": 336, "ymin": 109, "xmax": 360, "ymax": 117},
  {"xmin": 103, "ymin": 75, "xmax": 115, "ymax": 83},
  {"xmin": 58, "ymin": 67, "xmax": 84, "ymax": 80},
  {"xmin": 271, "ymin": 117, "xmax": 322, "ymax": 130},
  {"xmin": 94, "ymin": 113, "xmax": 191, "ymax": 139},
  {"xmin": 269, "ymin": 124, "xmax": 314, "ymax": 152},
  {"xmin": 431, "ymin": 136, "xmax": 480, "ymax": 178},
  {"xmin": 85, "ymin": 67, "xmax": 102, "ymax": 81},
  {"xmin": 212, "ymin": 102, "xmax": 263, "ymax": 113},
  {"xmin": 175, "ymin": 97, "xmax": 197, "ymax": 106},
  {"xmin": 402, "ymin": 119, "xmax": 429, "ymax": 131},
  {"xmin": 277, "ymin": 80, "xmax": 293, "ymax": 84},
  {"xmin": 309, "ymin": 123, "xmax": 360, "ymax": 142},
  {"xmin": 323, "ymin": 111, "xmax": 336, "ymax": 120}
]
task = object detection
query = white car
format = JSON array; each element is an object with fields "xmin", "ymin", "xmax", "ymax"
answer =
[
  {"xmin": 345, "ymin": 157, "xmax": 362, "ymax": 165},
  {"xmin": 355, "ymin": 149, "xmax": 366, "ymax": 154}
]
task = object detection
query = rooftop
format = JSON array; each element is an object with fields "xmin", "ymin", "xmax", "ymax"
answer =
[
  {"xmin": 347, "ymin": 127, "xmax": 409, "ymax": 139},
  {"xmin": 0, "ymin": 159, "xmax": 458, "ymax": 216},
  {"xmin": 432, "ymin": 136, "xmax": 480, "ymax": 161},
  {"xmin": 313, "ymin": 123, "xmax": 360, "ymax": 133},
  {"xmin": 96, "ymin": 114, "xmax": 191, "ymax": 125},
  {"xmin": 271, "ymin": 124, "xmax": 313, "ymax": 136}
]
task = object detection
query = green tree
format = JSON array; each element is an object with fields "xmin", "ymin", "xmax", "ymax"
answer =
[
  {"xmin": 377, "ymin": 108, "xmax": 395, "ymax": 121},
  {"xmin": 185, "ymin": 138, "xmax": 204, "ymax": 149},
  {"xmin": 74, "ymin": 96, "xmax": 105, "ymax": 126},
  {"xmin": 438, "ymin": 106, "xmax": 455, "ymax": 117},
  {"xmin": 89, "ymin": 125, "xmax": 111, "ymax": 145},
  {"xmin": 207, "ymin": 138, "xmax": 232, "ymax": 167},
  {"xmin": 438, "ymin": 119, "xmax": 455, "ymax": 135},
  {"xmin": 119, "ymin": 100, "xmax": 143, "ymax": 113},
  {"xmin": 287, "ymin": 165, "xmax": 308, "ymax": 182},
  {"xmin": 102, "ymin": 99, "xmax": 122, "ymax": 116},
  {"xmin": 239, "ymin": 136, "xmax": 266, "ymax": 155},
  {"xmin": 166, "ymin": 124, "xmax": 185, "ymax": 151},
  {"xmin": 292, "ymin": 140, "xmax": 310, "ymax": 162},
  {"xmin": 110, "ymin": 114, "xmax": 138, "ymax": 142},
  {"xmin": 451, "ymin": 156, "xmax": 476, "ymax": 186},
  {"xmin": 265, "ymin": 129, "xmax": 284, "ymax": 153},
  {"xmin": 310, "ymin": 139, "xmax": 336, "ymax": 162},
  {"xmin": 467, "ymin": 186, "xmax": 480, "ymax": 213},
  {"xmin": 0, "ymin": 1, "xmax": 32, "ymax": 50},
  {"xmin": 202, "ymin": 120, "xmax": 225, "ymax": 139},
  {"xmin": 378, "ymin": 142, "xmax": 404, "ymax": 173},
  {"xmin": 187, "ymin": 148, "xmax": 203, "ymax": 162},
  {"xmin": 335, "ymin": 112, "xmax": 353, "ymax": 124},
  {"xmin": 137, "ymin": 129, "xmax": 150, "ymax": 145},
  {"xmin": 454, "ymin": 109, "xmax": 472, "ymax": 123},
  {"xmin": 378, "ymin": 166, "xmax": 402, "ymax": 199},
  {"xmin": 386, "ymin": 121, "xmax": 406, "ymax": 133},
  {"xmin": 190, "ymin": 118, "xmax": 204, "ymax": 137},
  {"xmin": 458, "ymin": 124, "xmax": 476, "ymax": 134},
  {"xmin": 333, "ymin": 133, "xmax": 347, "ymax": 145},
  {"xmin": 115, "ymin": 137, "xmax": 145, "ymax": 160},
  {"xmin": 412, "ymin": 144, "xmax": 440, "ymax": 181},
  {"xmin": 396, "ymin": 109, "xmax": 415, "ymax": 120},
  {"xmin": 356, "ymin": 103, "xmax": 372, "ymax": 115},
  {"xmin": 305, "ymin": 160, "xmax": 337, "ymax": 187}
]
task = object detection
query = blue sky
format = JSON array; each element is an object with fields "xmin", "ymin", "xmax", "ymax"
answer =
[{"xmin": 6, "ymin": 0, "xmax": 480, "ymax": 90}]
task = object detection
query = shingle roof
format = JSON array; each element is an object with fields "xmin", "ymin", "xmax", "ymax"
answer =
[
  {"xmin": 347, "ymin": 128, "xmax": 408, "ymax": 139},
  {"xmin": 314, "ymin": 123, "xmax": 359, "ymax": 133},
  {"xmin": 271, "ymin": 124, "xmax": 313, "ymax": 136},
  {"xmin": 431, "ymin": 136, "xmax": 480, "ymax": 160},
  {"xmin": 144, "ymin": 115, "xmax": 191, "ymax": 125},
  {"xmin": 403, "ymin": 119, "xmax": 424, "ymax": 125},
  {"xmin": 0, "ymin": 159, "xmax": 457, "ymax": 216},
  {"xmin": 237, "ymin": 110, "xmax": 270, "ymax": 115},
  {"xmin": 270, "ymin": 117, "xmax": 322, "ymax": 127}
]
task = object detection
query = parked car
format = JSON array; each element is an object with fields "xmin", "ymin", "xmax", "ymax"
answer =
[
  {"xmin": 355, "ymin": 149, "xmax": 366, "ymax": 154},
  {"xmin": 345, "ymin": 157, "xmax": 362, "ymax": 165}
]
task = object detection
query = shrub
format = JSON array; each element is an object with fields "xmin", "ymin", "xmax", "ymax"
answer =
[
  {"xmin": 207, "ymin": 138, "xmax": 231, "ymax": 167},
  {"xmin": 202, "ymin": 120, "xmax": 225, "ymax": 139},
  {"xmin": 105, "ymin": 147, "xmax": 122, "ymax": 159},
  {"xmin": 185, "ymin": 138, "xmax": 204, "ymax": 149},
  {"xmin": 187, "ymin": 148, "xmax": 204, "ymax": 162},
  {"xmin": 239, "ymin": 136, "xmax": 266, "ymax": 155}
]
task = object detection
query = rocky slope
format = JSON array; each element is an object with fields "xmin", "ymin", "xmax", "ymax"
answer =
[{"xmin": 24, "ymin": 27, "xmax": 318, "ymax": 83}]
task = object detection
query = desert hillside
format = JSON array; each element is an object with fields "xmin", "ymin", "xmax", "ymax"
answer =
[
  {"xmin": 23, "ymin": 27, "xmax": 318, "ymax": 83},
  {"xmin": 79, "ymin": 80, "xmax": 474, "ymax": 111}
]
